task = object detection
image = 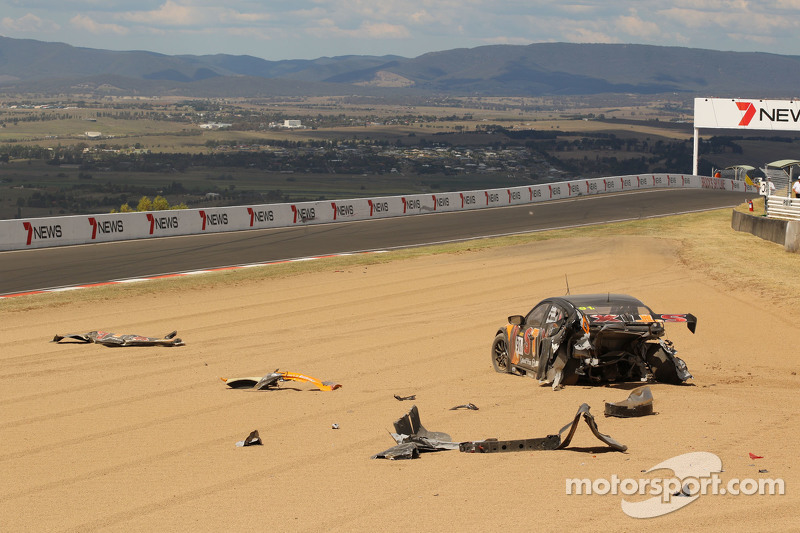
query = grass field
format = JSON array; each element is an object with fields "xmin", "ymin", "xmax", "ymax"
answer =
[
  {"xmin": 0, "ymin": 157, "xmax": 529, "ymax": 220},
  {"xmin": 2, "ymin": 95, "xmax": 798, "ymax": 220}
]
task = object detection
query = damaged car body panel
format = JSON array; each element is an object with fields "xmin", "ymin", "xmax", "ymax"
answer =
[
  {"xmin": 221, "ymin": 371, "xmax": 341, "ymax": 391},
  {"xmin": 460, "ymin": 403, "xmax": 627, "ymax": 453},
  {"xmin": 374, "ymin": 404, "xmax": 627, "ymax": 459},
  {"xmin": 492, "ymin": 294, "xmax": 695, "ymax": 388},
  {"xmin": 52, "ymin": 330, "xmax": 184, "ymax": 347},
  {"xmin": 372, "ymin": 405, "xmax": 460, "ymax": 459}
]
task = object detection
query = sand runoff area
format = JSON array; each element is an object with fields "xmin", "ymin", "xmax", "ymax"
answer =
[{"xmin": 1, "ymin": 231, "xmax": 798, "ymax": 531}]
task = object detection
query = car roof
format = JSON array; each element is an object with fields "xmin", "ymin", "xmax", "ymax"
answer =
[{"xmin": 557, "ymin": 293, "xmax": 648, "ymax": 307}]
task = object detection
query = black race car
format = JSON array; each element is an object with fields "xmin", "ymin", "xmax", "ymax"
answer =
[{"xmin": 491, "ymin": 294, "xmax": 695, "ymax": 389}]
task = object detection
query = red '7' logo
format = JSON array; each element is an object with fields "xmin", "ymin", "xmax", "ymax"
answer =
[
  {"xmin": 737, "ymin": 102, "xmax": 756, "ymax": 126},
  {"xmin": 23, "ymin": 221, "xmax": 32, "ymax": 245}
]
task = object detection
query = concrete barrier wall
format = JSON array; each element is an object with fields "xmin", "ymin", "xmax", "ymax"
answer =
[
  {"xmin": 731, "ymin": 209, "xmax": 788, "ymax": 245},
  {"xmin": 1, "ymin": 174, "xmax": 754, "ymax": 252},
  {"xmin": 785, "ymin": 221, "xmax": 800, "ymax": 253}
]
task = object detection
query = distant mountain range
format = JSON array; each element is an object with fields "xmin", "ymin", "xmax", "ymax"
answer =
[{"xmin": 2, "ymin": 35, "xmax": 800, "ymax": 98}]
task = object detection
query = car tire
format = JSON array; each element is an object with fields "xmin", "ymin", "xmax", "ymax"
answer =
[
  {"xmin": 491, "ymin": 333, "xmax": 512, "ymax": 373},
  {"xmin": 645, "ymin": 344, "xmax": 681, "ymax": 384}
]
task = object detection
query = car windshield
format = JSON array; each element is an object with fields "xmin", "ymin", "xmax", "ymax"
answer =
[
  {"xmin": 576, "ymin": 304, "xmax": 653, "ymax": 316},
  {"xmin": 566, "ymin": 295, "xmax": 653, "ymax": 316}
]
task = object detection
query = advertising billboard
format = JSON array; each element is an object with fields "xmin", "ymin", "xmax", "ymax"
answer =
[{"xmin": 695, "ymin": 98, "xmax": 800, "ymax": 131}]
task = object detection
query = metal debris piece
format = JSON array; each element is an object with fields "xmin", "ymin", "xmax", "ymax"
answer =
[
  {"xmin": 221, "ymin": 370, "xmax": 341, "ymax": 391},
  {"xmin": 373, "ymin": 442, "xmax": 420, "ymax": 460},
  {"xmin": 52, "ymin": 330, "xmax": 183, "ymax": 347},
  {"xmin": 374, "ymin": 403, "xmax": 626, "ymax": 459},
  {"xmin": 331, "ymin": 423, "xmax": 339, "ymax": 430},
  {"xmin": 460, "ymin": 403, "xmax": 627, "ymax": 453},
  {"xmin": 394, "ymin": 394, "xmax": 416, "ymax": 401},
  {"xmin": 604, "ymin": 386, "xmax": 655, "ymax": 418},
  {"xmin": 372, "ymin": 405, "xmax": 459, "ymax": 459},
  {"xmin": 450, "ymin": 403, "xmax": 479, "ymax": 411},
  {"xmin": 460, "ymin": 435, "xmax": 561, "ymax": 453},
  {"xmin": 392, "ymin": 405, "xmax": 458, "ymax": 450},
  {"xmin": 235, "ymin": 430, "xmax": 262, "ymax": 447}
]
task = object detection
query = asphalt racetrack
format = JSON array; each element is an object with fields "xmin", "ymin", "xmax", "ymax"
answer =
[{"xmin": 0, "ymin": 188, "xmax": 751, "ymax": 295}]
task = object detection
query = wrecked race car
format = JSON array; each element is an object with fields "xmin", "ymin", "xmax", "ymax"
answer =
[{"xmin": 491, "ymin": 294, "xmax": 696, "ymax": 389}]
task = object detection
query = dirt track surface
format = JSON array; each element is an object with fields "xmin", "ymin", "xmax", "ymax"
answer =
[{"xmin": 1, "ymin": 235, "xmax": 797, "ymax": 531}]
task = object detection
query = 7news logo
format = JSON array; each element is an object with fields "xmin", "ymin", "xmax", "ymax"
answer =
[
  {"xmin": 735, "ymin": 100, "xmax": 800, "ymax": 126},
  {"xmin": 88, "ymin": 217, "xmax": 124, "ymax": 239},
  {"xmin": 22, "ymin": 222, "xmax": 62, "ymax": 245}
]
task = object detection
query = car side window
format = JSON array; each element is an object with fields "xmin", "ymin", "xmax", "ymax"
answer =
[
  {"xmin": 525, "ymin": 303, "xmax": 550, "ymax": 327},
  {"xmin": 545, "ymin": 303, "xmax": 567, "ymax": 335}
]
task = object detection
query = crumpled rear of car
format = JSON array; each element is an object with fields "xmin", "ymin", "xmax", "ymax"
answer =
[{"xmin": 492, "ymin": 294, "xmax": 695, "ymax": 389}]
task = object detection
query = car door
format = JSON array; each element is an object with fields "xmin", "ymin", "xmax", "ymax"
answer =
[
  {"xmin": 514, "ymin": 301, "xmax": 549, "ymax": 370},
  {"xmin": 536, "ymin": 302, "xmax": 569, "ymax": 378}
]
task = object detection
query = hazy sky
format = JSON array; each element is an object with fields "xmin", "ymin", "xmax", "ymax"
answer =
[{"xmin": 2, "ymin": 0, "xmax": 799, "ymax": 60}]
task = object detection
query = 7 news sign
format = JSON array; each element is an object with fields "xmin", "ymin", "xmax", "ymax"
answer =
[{"xmin": 695, "ymin": 98, "xmax": 800, "ymax": 131}]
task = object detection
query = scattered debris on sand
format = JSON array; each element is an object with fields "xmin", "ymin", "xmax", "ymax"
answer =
[
  {"xmin": 52, "ymin": 330, "xmax": 184, "ymax": 347},
  {"xmin": 461, "ymin": 403, "xmax": 627, "ymax": 453},
  {"xmin": 235, "ymin": 430, "xmax": 262, "ymax": 447},
  {"xmin": 374, "ymin": 403, "xmax": 627, "ymax": 459},
  {"xmin": 222, "ymin": 370, "xmax": 341, "ymax": 391},
  {"xmin": 604, "ymin": 386, "xmax": 655, "ymax": 418}
]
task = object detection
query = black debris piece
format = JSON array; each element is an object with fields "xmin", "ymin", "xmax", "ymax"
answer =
[
  {"xmin": 394, "ymin": 394, "xmax": 416, "ymax": 401},
  {"xmin": 235, "ymin": 430, "xmax": 262, "ymax": 447},
  {"xmin": 450, "ymin": 403, "xmax": 479, "ymax": 411},
  {"xmin": 604, "ymin": 386, "xmax": 655, "ymax": 418}
]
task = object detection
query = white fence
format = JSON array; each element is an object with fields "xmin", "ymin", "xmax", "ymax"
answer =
[
  {"xmin": 0, "ymin": 174, "xmax": 755, "ymax": 252},
  {"xmin": 766, "ymin": 195, "xmax": 800, "ymax": 221}
]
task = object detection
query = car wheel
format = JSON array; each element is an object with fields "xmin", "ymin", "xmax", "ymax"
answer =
[
  {"xmin": 645, "ymin": 344, "xmax": 681, "ymax": 384},
  {"xmin": 492, "ymin": 333, "xmax": 512, "ymax": 373}
]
